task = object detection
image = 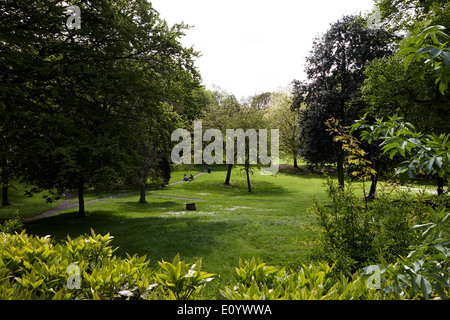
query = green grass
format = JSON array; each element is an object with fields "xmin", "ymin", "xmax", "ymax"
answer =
[
  {"xmin": 21, "ymin": 165, "xmax": 331, "ymax": 296},
  {"xmin": 4, "ymin": 163, "xmax": 444, "ymax": 298},
  {"xmin": 0, "ymin": 183, "xmax": 62, "ymax": 220}
]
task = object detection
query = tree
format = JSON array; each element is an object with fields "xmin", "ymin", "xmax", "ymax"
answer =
[
  {"xmin": 353, "ymin": 24, "xmax": 450, "ymax": 196},
  {"xmin": 356, "ymin": 54, "xmax": 449, "ymax": 133},
  {"xmin": 263, "ymin": 88, "xmax": 301, "ymax": 168},
  {"xmin": 199, "ymin": 87, "xmax": 273, "ymax": 191},
  {"xmin": 250, "ymin": 92, "xmax": 272, "ymax": 110},
  {"xmin": 397, "ymin": 25, "xmax": 450, "ymax": 95},
  {"xmin": 200, "ymin": 87, "xmax": 241, "ymax": 185},
  {"xmin": 1, "ymin": 0, "xmax": 201, "ymax": 217},
  {"xmin": 352, "ymin": 115, "xmax": 450, "ymax": 196},
  {"xmin": 375, "ymin": 0, "xmax": 450, "ymax": 33},
  {"xmin": 234, "ymin": 105, "xmax": 269, "ymax": 192},
  {"xmin": 292, "ymin": 15, "xmax": 392, "ymax": 188},
  {"xmin": 130, "ymin": 103, "xmax": 182, "ymax": 204}
]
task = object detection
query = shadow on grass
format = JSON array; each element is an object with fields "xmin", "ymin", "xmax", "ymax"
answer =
[{"xmin": 25, "ymin": 204, "xmax": 237, "ymax": 267}]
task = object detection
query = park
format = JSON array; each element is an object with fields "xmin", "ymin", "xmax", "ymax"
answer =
[{"xmin": 0, "ymin": 0, "xmax": 449, "ymax": 302}]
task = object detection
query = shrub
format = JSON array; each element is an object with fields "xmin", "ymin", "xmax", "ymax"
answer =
[
  {"xmin": 0, "ymin": 229, "xmax": 212, "ymax": 300},
  {"xmin": 360, "ymin": 206, "xmax": 450, "ymax": 300},
  {"xmin": 220, "ymin": 258, "xmax": 380, "ymax": 300},
  {"xmin": 154, "ymin": 254, "xmax": 215, "ymax": 300},
  {"xmin": 0, "ymin": 210, "xmax": 24, "ymax": 234},
  {"xmin": 309, "ymin": 179, "xmax": 424, "ymax": 274}
]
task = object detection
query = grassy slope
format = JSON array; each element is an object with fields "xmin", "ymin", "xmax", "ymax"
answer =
[
  {"xmin": 0, "ymin": 183, "xmax": 62, "ymax": 220},
  {"xmin": 23, "ymin": 165, "xmax": 330, "ymax": 293}
]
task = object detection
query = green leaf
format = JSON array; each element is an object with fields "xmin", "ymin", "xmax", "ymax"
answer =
[
  {"xmin": 397, "ymin": 46, "xmax": 420, "ymax": 56},
  {"xmin": 404, "ymin": 53, "xmax": 415, "ymax": 68},
  {"xmin": 425, "ymin": 156, "xmax": 436, "ymax": 173},
  {"xmin": 432, "ymin": 283, "xmax": 449, "ymax": 300},
  {"xmin": 439, "ymin": 80, "xmax": 448, "ymax": 95},
  {"xmin": 399, "ymin": 170, "xmax": 411, "ymax": 184},
  {"xmin": 441, "ymin": 51, "xmax": 450, "ymax": 67},
  {"xmin": 420, "ymin": 277, "xmax": 432, "ymax": 300},
  {"xmin": 415, "ymin": 46, "xmax": 435, "ymax": 55},
  {"xmin": 427, "ymin": 206, "xmax": 439, "ymax": 223},
  {"xmin": 429, "ymin": 48, "xmax": 442, "ymax": 60}
]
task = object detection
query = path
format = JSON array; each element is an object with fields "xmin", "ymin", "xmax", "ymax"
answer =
[{"xmin": 22, "ymin": 168, "xmax": 209, "ymax": 222}]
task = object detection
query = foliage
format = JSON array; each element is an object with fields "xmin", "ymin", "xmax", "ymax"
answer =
[
  {"xmin": 155, "ymin": 254, "xmax": 215, "ymax": 300},
  {"xmin": 356, "ymin": 54, "xmax": 449, "ymax": 134},
  {"xmin": 221, "ymin": 258, "xmax": 379, "ymax": 300},
  {"xmin": 309, "ymin": 179, "xmax": 423, "ymax": 274},
  {"xmin": 374, "ymin": 0, "xmax": 450, "ymax": 33},
  {"xmin": 0, "ymin": 210, "xmax": 23, "ymax": 234},
  {"xmin": 352, "ymin": 114, "xmax": 450, "ymax": 194},
  {"xmin": 360, "ymin": 206, "xmax": 450, "ymax": 300},
  {"xmin": 397, "ymin": 25, "xmax": 450, "ymax": 95},
  {"xmin": 263, "ymin": 88, "xmax": 302, "ymax": 168},
  {"xmin": 325, "ymin": 118, "xmax": 376, "ymax": 197},
  {"xmin": 0, "ymin": 229, "xmax": 213, "ymax": 300},
  {"xmin": 0, "ymin": 0, "xmax": 201, "ymax": 217},
  {"xmin": 198, "ymin": 86, "xmax": 273, "ymax": 191},
  {"xmin": 292, "ymin": 14, "xmax": 392, "ymax": 186}
]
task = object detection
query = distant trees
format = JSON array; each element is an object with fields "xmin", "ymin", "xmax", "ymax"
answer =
[
  {"xmin": 0, "ymin": 0, "xmax": 201, "ymax": 216},
  {"xmin": 200, "ymin": 87, "xmax": 283, "ymax": 192},
  {"xmin": 199, "ymin": 87, "xmax": 241, "ymax": 185},
  {"xmin": 263, "ymin": 88, "xmax": 301, "ymax": 168}
]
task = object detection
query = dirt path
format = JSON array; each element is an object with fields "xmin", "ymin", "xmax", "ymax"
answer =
[{"xmin": 22, "ymin": 168, "xmax": 209, "ymax": 222}]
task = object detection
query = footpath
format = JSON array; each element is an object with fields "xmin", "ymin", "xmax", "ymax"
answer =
[{"xmin": 22, "ymin": 168, "xmax": 208, "ymax": 223}]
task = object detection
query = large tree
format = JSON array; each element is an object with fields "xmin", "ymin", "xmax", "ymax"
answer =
[
  {"xmin": 292, "ymin": 15, "xmax": 392, "ymax": 187},
  {"xmin": 0, "ymin": 0, "xmax": 201, "ymax": 216},
  {"xmin": 375, "ymin": 0, "xmax": 450, "ymax": 33}
]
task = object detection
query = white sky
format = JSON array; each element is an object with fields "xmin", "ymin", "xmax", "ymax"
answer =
[{"xmin": 150, "ymin": 0, "xmax": 377, "ymax": 99}]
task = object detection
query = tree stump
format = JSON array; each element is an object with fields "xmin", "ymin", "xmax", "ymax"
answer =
[{"xmin": 185, "ymin": 203, "xmax": 196, "ymax": 211}]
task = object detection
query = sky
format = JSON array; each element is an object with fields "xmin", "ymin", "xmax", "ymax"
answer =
[{"xmin": 150, "ymin": 0, "xmax": 377, "ymax": 100}]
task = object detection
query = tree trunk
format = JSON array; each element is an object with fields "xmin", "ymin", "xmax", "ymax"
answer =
[
  {"xmin": 293, "ymin": 153, "xmax": 299, "ymax": 169},
  {"xmin": 1, "ymin": 155, "xmax": 11, "ymax": 206},
  {"xmin": 337, "ymin": 149, "xmax": 345, "ymax": 189},
  {"xmin": 246, "ymin": 167, "xmax": 252, "ymax": 192},
  {"xmin": 78, "ymin": 179, "xmax": 85, "ymax": 218},
  {"xmin": 139, "ymin": 183, "xmax": 147, "ymax": 203},
  {"xmin": 224, "ymin": 164, "xmax": 232, "ymax": 185},
  {"xmin": 2, "ymin": 184, "xmax": 11, "ymax": 206},
  {"xmin": 437, "ymin": 175, "xmax": 444, "ymax": 196},
  {"xmin": 368, "ymin": 160, "xmax": 379, "ymax": 199},
  {"xmin": 368, "ymin": 172, "xmax": 378, "ymax": 199}
]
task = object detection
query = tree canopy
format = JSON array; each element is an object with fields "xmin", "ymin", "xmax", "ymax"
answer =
[
  {"xmin": 0, "ymin": 0, "xmax": 202, "ymax": 216},
  {"xmin": 292, "ymin": 15, "xmax": 392, "ymax": 187}
]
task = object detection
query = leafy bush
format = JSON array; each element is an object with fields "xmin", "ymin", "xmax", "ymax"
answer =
[
  {"xmin": 154, "ymin": 254, "xmax": 215, "ymax": 300},
  {"xmin": 221, "ymin": 258, "xmax": 380, "ymax": 300},
  {"xmin": 0, "ymin": 210, "xmax": 24, "ymax": 234},
  {"xmin": 0, "ymin": 229, "xmax": 212, "ymax": 300},
  {"xmin": 309, "ymin": 179, "xmax": 423, "ymax": 273},
  {"xmin": 360, "ymin": 206, "xmax": 450, "ymax": 300}
]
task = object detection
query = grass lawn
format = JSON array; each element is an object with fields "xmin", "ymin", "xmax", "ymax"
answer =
[
  {"xmin": 22, "ymin": 164, "xmax": 334, "ymax": 297},
  {"xmin": 5, "ymin": 163, "xmax": 444, "ymax": 298},
  {"xmin": 0, "ymin": 183, "xmax": 63, "ymax": 221}
]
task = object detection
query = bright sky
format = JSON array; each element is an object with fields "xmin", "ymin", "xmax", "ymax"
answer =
[{"xmin": 150, "ymin": 0, "xmax": 377, "ymax": 99}]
